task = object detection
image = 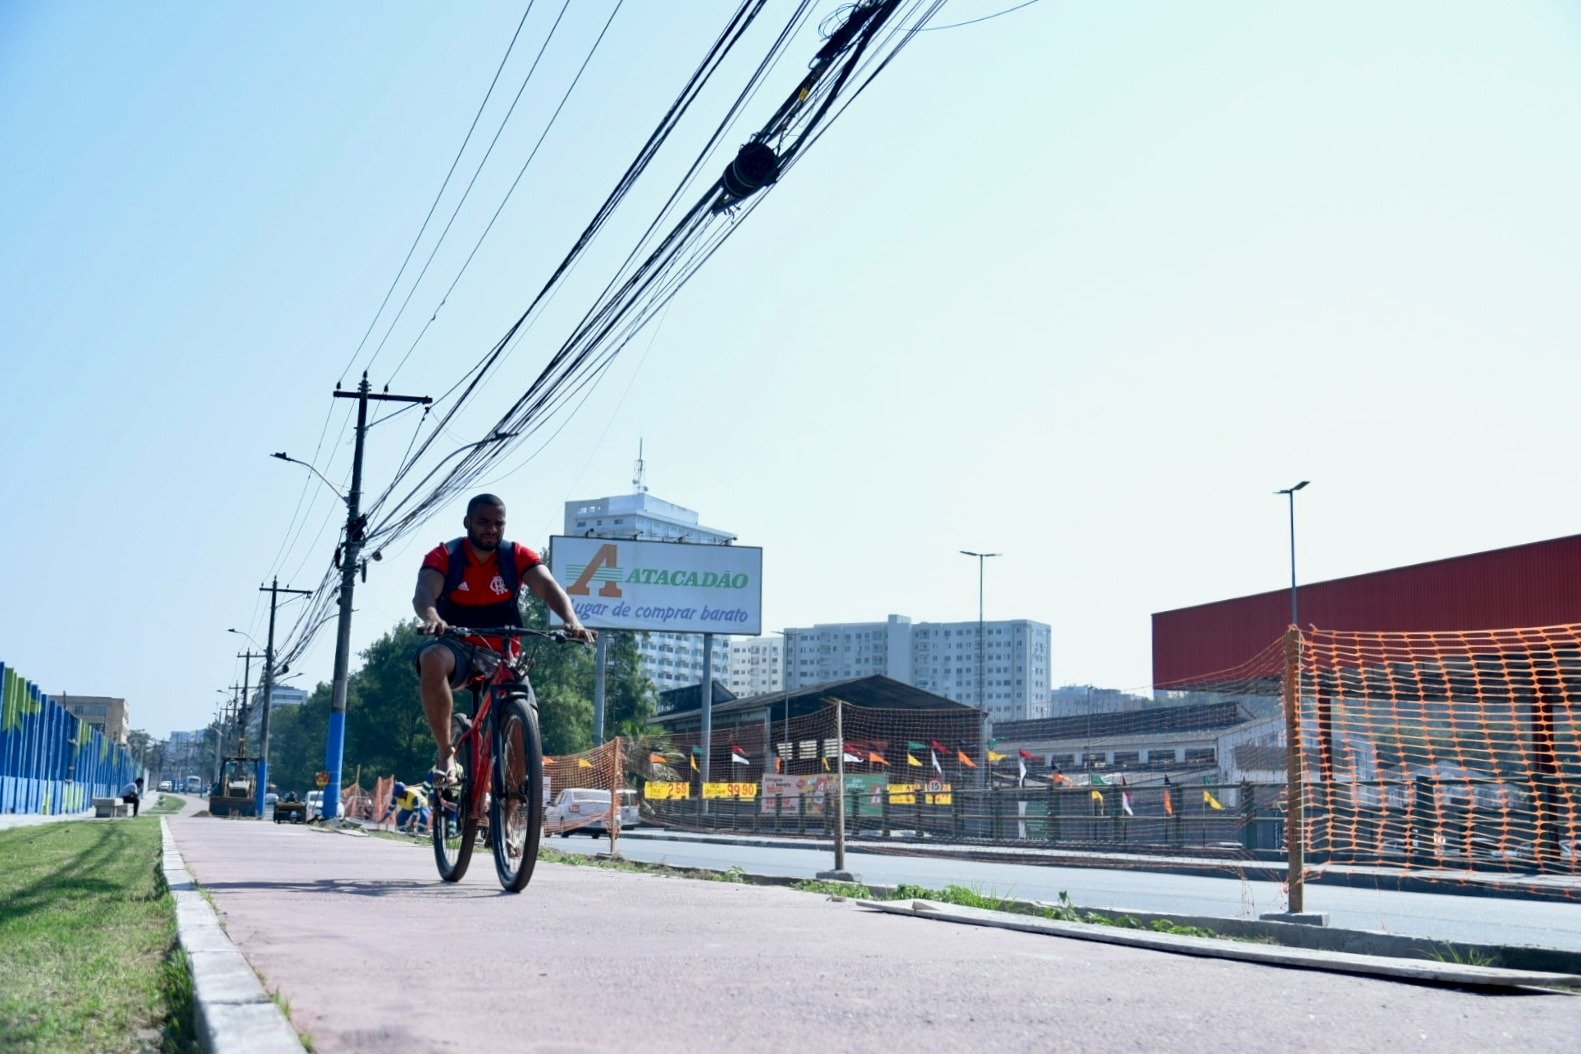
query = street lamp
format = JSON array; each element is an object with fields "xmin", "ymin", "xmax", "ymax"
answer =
[
  {"xmin": 1275, "ymin": 481, "xmax": 1310, "ymax": 628},
  {"xmin": 270, "ymin": 452, "xmax": 345, "ymax": 501},
  {"xmin": 959, "ymin": 550, "xmax": 1000, "ymax": 788}
]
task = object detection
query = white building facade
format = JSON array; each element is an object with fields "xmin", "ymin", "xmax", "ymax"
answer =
[
  {"xmin": 783, "ymin": 614, "xmax": 1052, "ymax": 721},
  {"xmin": 723, "ymin": 634, "xmax": 784, "ymax": 697}
]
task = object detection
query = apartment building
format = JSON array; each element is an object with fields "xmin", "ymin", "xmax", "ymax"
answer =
[{"xmin": 783, "ymin": 614, "xmax": 1051, "ymax": 721}]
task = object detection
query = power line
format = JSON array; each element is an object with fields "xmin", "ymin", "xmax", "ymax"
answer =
[
  {"xmin": 335, "ymin": 1, "xmax": 541, "ymax": 387},
  {"xmin": 367, "ymin": 0, "xmax": 587, "ymax": 381},
  {"xmin": 384, "ymin": 0, "xmax": 623, "ymax": 387},
  {"xmin": 276, "ymin": 1, "xmax": 949, "ymax": 666},
  {"xmin": 921, "ymin": 0, "xmax": 1038, "ymax": 33}
]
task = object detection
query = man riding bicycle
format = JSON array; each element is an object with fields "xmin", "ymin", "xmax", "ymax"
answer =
[{"xmin": 413, "ymin": 493, "xmax": 595, "ymax": 788}]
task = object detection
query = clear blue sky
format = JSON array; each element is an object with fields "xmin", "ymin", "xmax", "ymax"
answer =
[{"xmin": 3, "ymin": 2, "xmax": 1579, "ymax": 737}]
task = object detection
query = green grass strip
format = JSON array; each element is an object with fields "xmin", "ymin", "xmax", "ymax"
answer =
[{"xmin": 0, "ymin": 818, "xmax": 194, "ymax": 1052}]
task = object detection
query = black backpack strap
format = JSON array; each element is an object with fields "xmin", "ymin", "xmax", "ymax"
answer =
[
  {"xmin": 497, "ymin": 541, "xmax": 522, "ymax": 596},
  {"xmin": 442, "ymin": 538, "xmax": 469, "ymax": 600}
]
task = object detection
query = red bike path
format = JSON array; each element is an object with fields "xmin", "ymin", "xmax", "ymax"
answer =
[{"xmin": 166, "ymin": 809, "xmax": 1581, "ymax": 1053}]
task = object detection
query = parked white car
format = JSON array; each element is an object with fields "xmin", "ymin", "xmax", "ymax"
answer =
[
  {"xmin": 545, "ymin": 788, "xmax": 639, "ymax": 836},
  {"xmin": 157, "ymin": 780, "xmax": 172, "ymax": 792}
]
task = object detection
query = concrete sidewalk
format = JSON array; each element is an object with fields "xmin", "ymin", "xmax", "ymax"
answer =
[{"xmin": 167, "ymin": 815, "xmax": 1580, "ymax": 1053}]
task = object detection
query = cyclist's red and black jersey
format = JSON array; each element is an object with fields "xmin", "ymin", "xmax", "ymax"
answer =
[{"xmin": 422, "ymin": 540, "xmax": 542, "ymax": 645}]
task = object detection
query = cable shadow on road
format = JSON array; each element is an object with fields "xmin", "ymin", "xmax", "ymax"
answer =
[{"xmin": 196, "ymin": 878, "xmax": 505, "ymax": 899}]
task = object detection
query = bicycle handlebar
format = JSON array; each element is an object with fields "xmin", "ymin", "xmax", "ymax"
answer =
[{"xmin": 427, "ymin": 626, "xmax": 578, "ymax": 644}]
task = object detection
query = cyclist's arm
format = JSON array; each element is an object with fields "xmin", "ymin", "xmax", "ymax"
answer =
[
  {"xmin": 413, "ymin": 567, "xmax": 446, "ymax": 632},
  {"xmin": 523, "ymin": 564, "xmax": 596, "ymax": 642}
]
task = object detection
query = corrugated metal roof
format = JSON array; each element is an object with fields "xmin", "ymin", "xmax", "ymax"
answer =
[
  {"xmin": 651, "ymin": 674, "xmax": 972, "ymax": 727},
  {"xmin": 995, "ymin": 701, "xmax": 1249, "ymax": 742}
]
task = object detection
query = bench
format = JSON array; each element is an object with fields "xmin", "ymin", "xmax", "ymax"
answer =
[{"xmin": 93, "ymin": 797, "xmax": 130, "ymax": 818}]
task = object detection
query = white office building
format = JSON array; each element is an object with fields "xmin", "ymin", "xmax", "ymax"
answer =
[
  {"xmin": 784, "ymin": 614, "xmax": 1051, "ymax": 721},
  {"xmin": 562, "ymin": 486, "xmax": 736, "ymax": 694},
  {"xmin": 723, "ymin": 634, "xmax": 784, "ymax": 697}
]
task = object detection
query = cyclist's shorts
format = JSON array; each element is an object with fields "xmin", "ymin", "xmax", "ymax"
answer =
[{"xmin": 413, "ymin": 638, "xmax": 499, "ymax": 689}]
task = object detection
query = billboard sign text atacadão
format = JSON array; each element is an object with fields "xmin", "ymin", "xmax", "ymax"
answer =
[{"xmin": 549, "ymin": 536, "xmax": 763, "ymax": 635}]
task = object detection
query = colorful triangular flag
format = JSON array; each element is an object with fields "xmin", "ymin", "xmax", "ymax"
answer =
[
  {"xmin": 930, "ymin": 750, "xmax": 943, "ymax": 776},
  {"xmin": 648, "ymin": 752, "xmax": 667, "ymax": 765},
  {"xmin": 907, "ymin": 741, "xmax": 927, "ymax": 751},
  {"xmin": 577, "ymin": 758, "xmax": 593, "ymax": 769},
  {"xmin": 906, "ymin": 753, "xmax": 922, "ymax": 768},
  {"xmin": 867, "ymin": 751, "xmax": 890, "ymax": 766},
  {"xmin": 843, "ymin": 744, "xmax": 863, "ymax": 764},
  {"xmin": 1017, "ymin": 756, "xmax": 1027, "ymax": 787},
  {"xmin": 987, "ymin": 750, "xmax": 1006, "ymax": 763},
  {"xmin": 1019, "ymin": 749, "xmax": 1036, "ymax": 762},
  {"xmin": 730, "ymin": 743, "xmax": 750, "ymax": 765},
  {"xmin": 1162, "ymin": 777, "xmax": 1174, "ymax": 815},
  {"xmin": 956, "ymin": 750, "xmax": 977, "ymax": 769},
  {"xmin": 1203, "ymin": 789, "xmax": 1225, "ymax": 811},
  {"xmin": 1120, "ymin": 776, "xmax": 1134, "ymax": 816}
]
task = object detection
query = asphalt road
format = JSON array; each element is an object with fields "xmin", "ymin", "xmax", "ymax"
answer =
[
  {"xmin": 167, "ymin": 812, "xmax": 1581, "ymax": 1053},
  {"xmin": 553, "ymin": 830, "xmax": 1581, "ymax": 952}
]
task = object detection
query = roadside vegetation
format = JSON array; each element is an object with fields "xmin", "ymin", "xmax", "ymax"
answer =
[{"xmin": 0, "ymin": 817, "xmax": 193, "ymax": 1052}]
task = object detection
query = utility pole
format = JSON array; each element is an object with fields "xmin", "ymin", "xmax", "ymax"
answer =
[
  {"xmin": 322, "ymin": 372, "xmax": 430, "ymax": 819},
  {"xmin": 235, "ymin": 652, "xmax": 260, "ymax": 754},
  {"xmin": 257, "ymin": 577, "xmax": 310, "ymax": 818}
]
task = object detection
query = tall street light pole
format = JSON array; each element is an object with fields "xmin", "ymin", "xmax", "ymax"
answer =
[
  {"xmin": 1275, "ymin": 481, "xmax": 1310, "ymax": 628},
  {"xmin": 959, "ymin": 550, "xmax": 1000, "ymax": 788}
]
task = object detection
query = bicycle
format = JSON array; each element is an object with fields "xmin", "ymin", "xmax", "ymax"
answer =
[{"xmin": 426, "ymin": 625, "xmax": 575, "ymax": 892}]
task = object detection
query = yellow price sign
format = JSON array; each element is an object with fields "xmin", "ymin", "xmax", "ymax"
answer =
[
  {"xmin": 644, "ymin": 781, "xmax": 690, "ymax": 800},
  {"xmin": 702, "ymin": 782, "xmax": 758, "ymax": 800}
]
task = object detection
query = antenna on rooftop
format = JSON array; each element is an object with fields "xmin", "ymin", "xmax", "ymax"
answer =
[{"xmin": 633, "ymin": 438, "xmax": 648, "ymax": 493}]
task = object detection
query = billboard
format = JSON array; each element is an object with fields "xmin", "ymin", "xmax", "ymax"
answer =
[{"xmin": 549, "ymin": 536, "xmax": 763, "ymax": 635}]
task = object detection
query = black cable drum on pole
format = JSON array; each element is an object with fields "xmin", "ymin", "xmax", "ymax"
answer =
[{"xmin": 717, "ymin": 139, "xmax": 782, "ymax": 207}]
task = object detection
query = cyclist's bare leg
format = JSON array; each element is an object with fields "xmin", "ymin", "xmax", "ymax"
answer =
[{"xmin": 417, "ymin": 644, "xmax": 457, "ymax": 768}]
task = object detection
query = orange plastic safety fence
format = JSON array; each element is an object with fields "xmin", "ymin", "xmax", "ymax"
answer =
[
  {"xmin": 1297, "ymin": 624, "xmax": 1580, "ymax": 881},
  {"xmin": 543, "ymin": 738, "xmax": 626, "ymax": 849}
]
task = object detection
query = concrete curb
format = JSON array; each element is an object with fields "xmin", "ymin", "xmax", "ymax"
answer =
[
  {"xmin": 595, "ymin": 833, "xmax": 1581, "ymax": 973},
  {"xmin": 857, "ymin": 897, "xmax": 1581, "ymax": 992},
  {"xmin": 160, "ymin": 819, "xmax": 304, "ymax": 1053},
  {"xmin": 624, "ymin": 827, "xmax": 1580, "ymax": 903}
]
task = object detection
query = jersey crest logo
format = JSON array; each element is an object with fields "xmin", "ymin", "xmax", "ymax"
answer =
[{"xmin": 489, "ymin": 575, "xmax": 508, "ymax": 596}]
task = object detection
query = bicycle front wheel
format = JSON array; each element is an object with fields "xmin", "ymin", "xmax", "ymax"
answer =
[
  {"xmin": 433, "ymin": 716, "xmax": 479, "ymax": 883},
  {"xmin": 490, "ymin": 694, "xmax": 544, "ymax": 892}
]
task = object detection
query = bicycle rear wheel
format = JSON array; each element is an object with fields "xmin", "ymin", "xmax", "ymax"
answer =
[
  {"xmin": 433, "ymin": 717, "xmax": 479, "ymax": 882},
  {"xmin": 490, "ymin": 694, "xmax": 544, "ymax": 892}
]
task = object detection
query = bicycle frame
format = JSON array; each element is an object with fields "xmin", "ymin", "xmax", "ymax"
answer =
[{"xmin": 452, "ymin": 657, "xmax": 528, "ymax": 826}]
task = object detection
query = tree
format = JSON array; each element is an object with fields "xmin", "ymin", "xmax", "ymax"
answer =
[
  {"xmin": 126, "ymin": 729, "xmax": 152, "ymax": 769},
  {"xmin": 605, "ymin": 631, "xmax": 658, "ymax": 736},
  {"xmin": 520, "ymin": 591, "xmax": 595, "ymax": 753},
  {"xmin": 537, "ymin": 683, "xmax": 593, "ymax": 757}
]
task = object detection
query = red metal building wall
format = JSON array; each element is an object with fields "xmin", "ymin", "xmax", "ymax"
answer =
[{"xmin": 1151, "ymin": 534, "xmax": 1581, "ymax": 686}]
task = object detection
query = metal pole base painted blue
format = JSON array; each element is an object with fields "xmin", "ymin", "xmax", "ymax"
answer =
[
  {"xmin": 323, "ymin": 710, "xmax": 345, "ymax": 819},
  {"xmin": 255, "ymin": 758, "xmax": 269, "ymax": 818}
]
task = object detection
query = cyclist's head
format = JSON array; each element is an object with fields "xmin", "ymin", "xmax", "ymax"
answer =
[
  {"xmin": 463, "ymin": 494, "xmax": 506, "ymax": 553},
  {"xmin": 393, "ymin": 781, "xmax": 406, "ymax": 795}
]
